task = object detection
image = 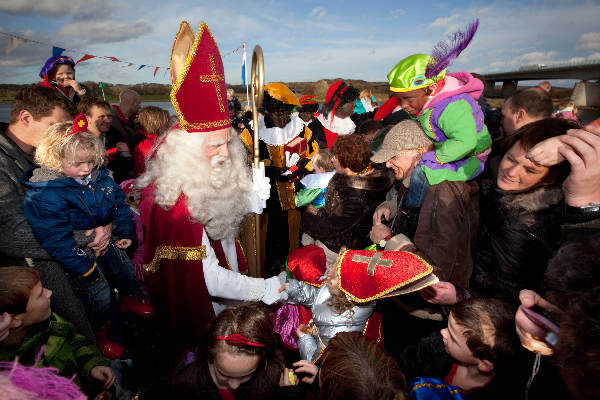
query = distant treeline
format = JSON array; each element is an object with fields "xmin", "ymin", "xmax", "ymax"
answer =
[{"xmin": 0, "ymin": 79, "xmax": 572, "ymax": 103}]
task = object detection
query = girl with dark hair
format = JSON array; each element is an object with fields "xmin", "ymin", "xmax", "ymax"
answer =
[
  {"xmin": 308, "ymin": 81, "xmax": 360, "ymax": 148},
  {"xmin": 166, "ymin": 302, "xmax": 298, "ymax": 400},
  {"xmin": 38, "ymin": 56, "xmax": 87, "ymax": 104},
  {"xmin": 422, "ymin": 118, "xmax": 579, "ymax": 306}
]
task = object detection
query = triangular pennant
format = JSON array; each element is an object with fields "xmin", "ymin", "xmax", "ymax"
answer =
[
  {"xmin": 153, "ymin": 66, "xmax": 159, "ymax": 77},
  {"xmin": 52, "ymin": 46, "xmax": 65, "ymax": 57},
  {"xmin": 106, "ymin": 56, "xmax": 120, "ymax": 62},
  {"xmin": 75, "ymin": 54, "xmax": 96, "ymax": 65},
  {"xmin": 137, "ymin": 64, "xmax": 146, "ymax": 70},
  {"xmin": 5, "ymin": 36, "xmax": 27, "ymax": 56}
]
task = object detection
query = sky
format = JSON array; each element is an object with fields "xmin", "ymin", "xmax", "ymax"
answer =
[{"xmin": 0, "ymin": 0, "xmax": 599, "ymax": 87}]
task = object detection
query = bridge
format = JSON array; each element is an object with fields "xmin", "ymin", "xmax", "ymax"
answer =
[{"xmin": 480, "ymin": 60, "xmax": 600, "ymax": 108}]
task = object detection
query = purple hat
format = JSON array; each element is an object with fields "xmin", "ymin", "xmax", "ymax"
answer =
[{"xmin": 39, "ymin": 55, "xmax": 75, "ymax": 77}]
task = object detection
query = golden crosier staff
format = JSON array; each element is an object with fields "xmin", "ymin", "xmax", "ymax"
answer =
[{"xmin": 250, "ymin": 45, "xmax": 264, "ymax": 278}]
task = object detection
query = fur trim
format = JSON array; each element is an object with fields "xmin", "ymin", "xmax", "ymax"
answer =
[
  {"xmin": 30, "ymin": 166, "xmax": 100, "ymax": 183},
  {"xmin": 497, "ymin": 185, "xmax": 563, "ymax": 214},
  {"xmin": 336, "ymin": 168, "xmax": 394, "ymax": 191}
]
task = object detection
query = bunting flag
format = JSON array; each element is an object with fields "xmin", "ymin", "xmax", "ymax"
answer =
[
  {"xmin": 241, "ymin": 42, "xmax": 247, "ymax": 88},
  {"xmin": 0, "ymin": 30, "xmax": 244, "ymax": 80},
  {"xmin": 52, "ymin": 46, "xmax": 65, "ymax": 56},
  {"xmin": 5, "ymin": 36, "xmax": 27, "ymax": 56},
  {"xmin": 76, "ymin": 54, "xmax": 96, "ymax": 64}
]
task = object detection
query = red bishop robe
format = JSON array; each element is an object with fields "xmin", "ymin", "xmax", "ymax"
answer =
[{"xmin": 140, "ymin": 184, "xmax": 251, "ymax": 350}]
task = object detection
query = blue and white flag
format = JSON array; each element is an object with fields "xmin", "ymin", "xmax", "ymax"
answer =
[{"xmin": 242, "ymin": 42, "xmax": 247, "ymax": 88}]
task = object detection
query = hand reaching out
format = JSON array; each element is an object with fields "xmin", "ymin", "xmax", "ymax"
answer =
[
  {"xmin": 373, "ymin": 201, "xmax": 391, "ymax": 225},
  {"xmin": 90, "ymin": 366, "xmax": 116, "ymax": 389},
  {"xmin": 515, "ymin": 290, "xmax": 563, "ymax": 356},
  {"xmin": 115, "ymin": 239, "xmax": 132, "ymax": 249},
  {"xmin": 293, "ymin": 360, "xmax": 319, "ymax": 384},
  {"xmin": 420, "ymin": 282, "xmax": 458, "ymax": 305}
]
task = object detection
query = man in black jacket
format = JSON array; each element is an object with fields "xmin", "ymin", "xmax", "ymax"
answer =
[{"xmin": 0, "ymin": 86, "xmax": 109, "ymax": 343}]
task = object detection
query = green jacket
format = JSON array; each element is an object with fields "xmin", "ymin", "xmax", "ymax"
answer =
[{"xmin": 0, "ymin": 313, "xmax": 108, "ymax": 384}]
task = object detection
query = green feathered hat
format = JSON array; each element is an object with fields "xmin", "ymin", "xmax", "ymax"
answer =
[{"xmin": 387, "ymin": 54, "xmax": 446, "ymax": 93}]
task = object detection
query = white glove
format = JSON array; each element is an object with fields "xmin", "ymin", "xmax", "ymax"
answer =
[
  {"xmin": 248, "ymin": 162, "xmax": 270, "ymax": 214},
  {"xmin": 262, "ymin": 276, "xmax": 287, "ymax": 304},
  {"xmin": 286, "ymin": 151, "xmax": 300, "ymax": 168}
]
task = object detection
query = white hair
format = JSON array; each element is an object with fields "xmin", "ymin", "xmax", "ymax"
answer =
[{"xmin": 137, "ymin": 127, "xmax": 253, "ymax": 240}]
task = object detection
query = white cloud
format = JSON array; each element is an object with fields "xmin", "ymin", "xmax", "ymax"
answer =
[
  {"xmin": 391, "ymin": 8, "xmax": 406, "ymax": 18},
  {"xmin": 565, "ymin": 56, "xmax": 586, "ymax": 63},
  {"xmin": 58, "ymin": 20, "xmax": 153, "ymax": 43},
  {"xmin": 517, "ymin": 50, "xmax": 559, "ymax": 64},
  {"xmin": 0, "ymin": 0, "xmax": 116, "ymax": 19},
  {"xmin": 309, "ymin": 6, "xmax": 326, "ymax": 19},
  {"xmin": 588, "ymin": 53, "xmax": 600, "ymax": 60},
  {"xmin": 428, "ymin": 14, "xmax": 460, "ymax": 28},
  {"xmin": 577, "ymin": 32, "xmax": 600, "ymax": 50}
]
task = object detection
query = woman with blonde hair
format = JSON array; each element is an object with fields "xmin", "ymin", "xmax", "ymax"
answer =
[{"xmin": 354, "ymin": 88, "xmax": 378, "ymax": 115}]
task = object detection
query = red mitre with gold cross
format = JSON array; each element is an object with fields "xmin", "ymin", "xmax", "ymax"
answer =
[
  {"xmin": 169, "ymin": 21, "xmax": 230, "ymax": 133},
  {"xmin": 336, "ymin": 250, "xmax": 438, "ymax": 303}
]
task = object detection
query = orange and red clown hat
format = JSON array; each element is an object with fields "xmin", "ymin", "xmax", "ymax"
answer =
[{"xmin": 169, "ymin": 21, "xmax": 230, "ymax": 133}]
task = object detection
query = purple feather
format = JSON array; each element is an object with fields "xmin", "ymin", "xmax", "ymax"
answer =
[{"xmin": 425, "ymin": 19, "xmax": 479, "ymax": 78}]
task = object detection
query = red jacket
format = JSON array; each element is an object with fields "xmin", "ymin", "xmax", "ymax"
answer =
[{"xmin": 133, "ymin": 130, "xmax": 159, "ymax": 175}]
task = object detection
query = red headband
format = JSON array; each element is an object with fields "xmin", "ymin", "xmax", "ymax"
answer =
[
  {"xmin": 216, "ymin": 334, "xmax": 264, "ymax": 347},
  {"xmin": 63, "ymin": 113, "xmax": 88, "ymax": 138}
]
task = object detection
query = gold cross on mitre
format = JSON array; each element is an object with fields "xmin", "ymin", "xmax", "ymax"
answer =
[
  {"xmin": 352, "ymin": 252, "xmax": 393, "ymax": 276},
  {"xmin": 77, "ymin": 119, "xmax": 86, "ymax": 128},
  {"xmin": 198, "ymin": 54, "xmax": 226, "ymax": 113}
]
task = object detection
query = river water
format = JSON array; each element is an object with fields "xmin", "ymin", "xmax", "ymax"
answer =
[{"xmin": 0, "ymin": 101, "xmax": 175, "ymax": 123}]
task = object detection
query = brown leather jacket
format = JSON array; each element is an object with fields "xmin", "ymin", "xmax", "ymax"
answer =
[
  {"xmin": 385, "ymin": 180, "xmax": 479, "ymax": 288},
  {"xmin": 302, "ymin": 168, "xmax": 393, "ymax": 253}
]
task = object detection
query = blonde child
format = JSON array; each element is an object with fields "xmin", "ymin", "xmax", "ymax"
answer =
[
  {"xmin": 553, "ymin": 98, "xmax": 580, "ymax": 124},
  {"xmin": 23, "ymin": 115, "xmax": 152, "ymax": 359},
  {"xmin": 295, "ymin": 149, "xmax": 335, "ymax": 210},
  {"xmin": 297, "ymin": 149, "xmax": 336, "ymax": 246},
  {"xmin": 281, "ymin": 257, "xmax": 376, "ymax": 363}
]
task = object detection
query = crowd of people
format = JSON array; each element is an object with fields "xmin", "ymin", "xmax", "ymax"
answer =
[{"xmin": 0, "ymin": 20, "xmax": 599, "ymax": 400}]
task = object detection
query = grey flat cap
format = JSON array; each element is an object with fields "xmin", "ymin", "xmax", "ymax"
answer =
[{"xmin": 371, "ymin": 119, "xmax": 432, "ymax": 163}]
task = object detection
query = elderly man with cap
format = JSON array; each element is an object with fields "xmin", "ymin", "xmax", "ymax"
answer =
[
  {"xmin": 369, "ymin": 119, "xmax": 479, "ymax": 287},
  {"xmin": 239, "ymin": 83, "xmax": 319, "ymax": 277},
  {"xmin": 137, "ymin": 21, "xmax": 281, "ymax": 351},
  {"xmin": 368, "ymin": 119, "xmax": 480, "ymax": 350}
]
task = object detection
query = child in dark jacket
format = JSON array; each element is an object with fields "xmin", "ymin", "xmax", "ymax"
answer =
[
  {"xmin": 395, "ymin": 297, "xmax": 526, "ymax": 400},
  {"xmin": 0, "ymin": 266, "xmax": 114, "ymax": 397},
  {"xmin": 22, "ymin": 115, "xmax": 153, "ymax": 359}
]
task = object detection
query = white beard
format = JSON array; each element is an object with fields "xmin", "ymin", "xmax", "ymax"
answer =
[{"xmin": 137, "ymin": 128, "xmax": 253, "ymax": 240}]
